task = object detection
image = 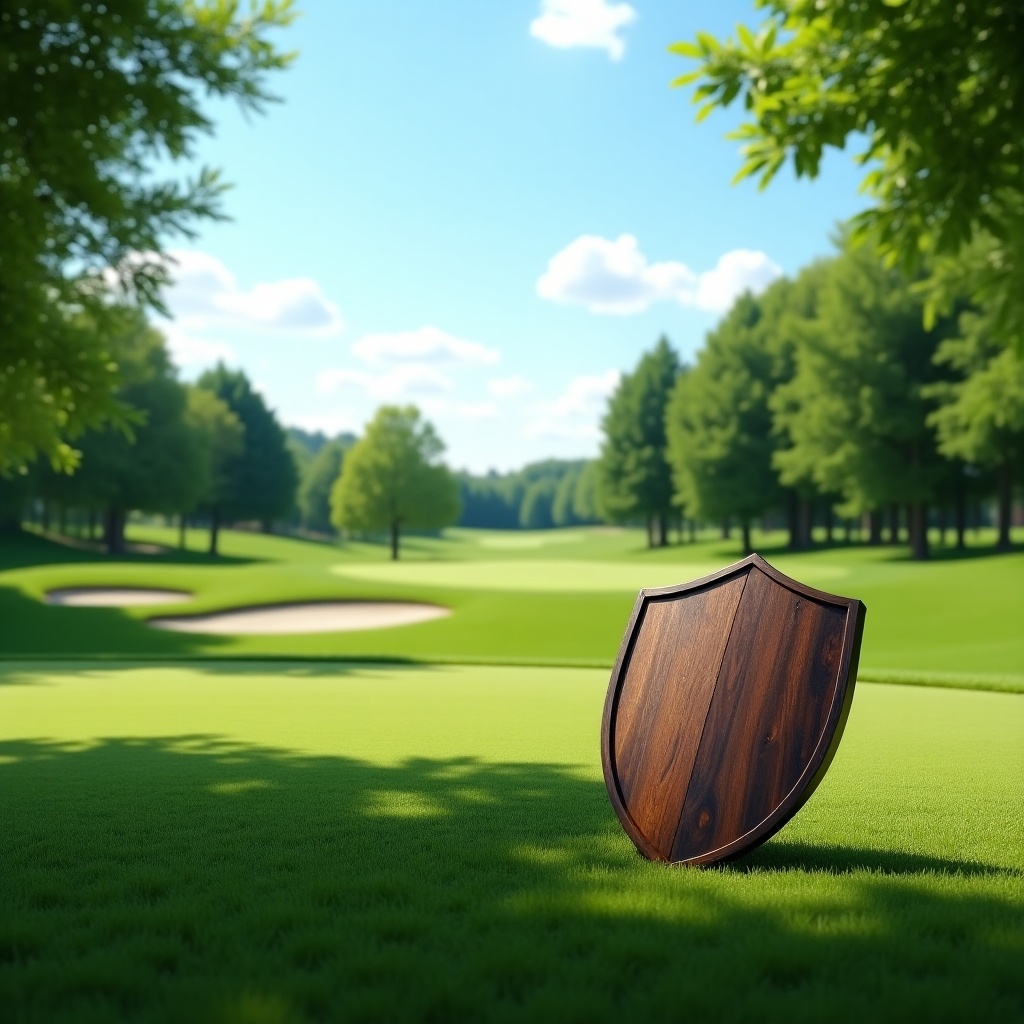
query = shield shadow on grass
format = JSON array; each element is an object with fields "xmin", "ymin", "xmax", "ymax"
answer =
[{"xmin": 1, "ymin": 736, "xmax": 1021, "ymax": 1023}]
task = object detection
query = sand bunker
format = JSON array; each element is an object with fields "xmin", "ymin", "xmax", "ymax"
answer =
[
  {"xmin": 46, "ymin": 587, "xmax": 192, "ymax": 607},
  {"xmin": 148, "ymin": 601, "xmax": 450, "ymax": 635}
]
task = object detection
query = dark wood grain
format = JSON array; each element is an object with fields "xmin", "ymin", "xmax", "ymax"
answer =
[
  {"xmin": 601, "ymin": 554, "xmax": 866, "ymax": 868},
  {"xmin": 611, "ymin": 575, "xmax": 747, "ymax": 858}
]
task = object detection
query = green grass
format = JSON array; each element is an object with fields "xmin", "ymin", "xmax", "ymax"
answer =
[
  {"xmin": 1, "ymin": 662, "xmax": 1021, "ymax": 1023},
  {"xmin": 1, "ymin": 525, "xmax": 1021, "ymax": 691}
]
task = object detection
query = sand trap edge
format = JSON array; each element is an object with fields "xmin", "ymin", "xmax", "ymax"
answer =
[
  {"xmin": 46, "ymin": 587, "xmax": 193, "ymax": 607},
  {"xmin": 147, "ymin": 600, "xmax": 452, "ymax": 635}
]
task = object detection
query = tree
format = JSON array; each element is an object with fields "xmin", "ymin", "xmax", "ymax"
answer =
[
  {"xmin": 197, "ymin": 365, "xmax": 298, "ymax": 551},
  {"xmin": 456, "ymin": 472, "xmax": 522, "ymax": 529},
  {"xmin": 672, "ymin": 0, "xmax": 1024, "ymax": 351},
  {"xmin": 928, "ymin": 313, "xmax": 1024, "ymax": 551},
  {"xmin": 331, "ymin": 406, "xmax": 460, "ymax": 560},
  {"xmin": 520, "ymin": 478, "xmax": 557, "ymax": 529},
  {"xmin": 571, "ymin": 462, "xmax": 602, "ymax": 525},
  {"xmin": 551, "ymin": 469, "xmax": 580, "ymax": 527},
  {"xmin": 184, "ymin": 386, "xmax": 244, "ymax": 553},
  {"xmin": 597, "ymin": 337, "xmax": 680, "ymax": 547},
  {"xmin": 771, "ymin": 247, "xmax": 958, "ymax": 560},
  {"xmin": 666, "ymin": 294, "xmax": 786, "ymax": 556},
  {"xmin": 0, "ymin": 0, "xmax": 295, "ymax": 474},
  {"xmin": 298, "ymin": 439, "xmax": 351, "ymax": 535},
  {"xmin": 69, "ymin": 312, "xmax": 206, "ymax": 553}
]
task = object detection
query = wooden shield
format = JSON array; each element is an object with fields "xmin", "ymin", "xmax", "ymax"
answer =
[{"xmin": 601, "ymin": 553, "xmax": 866, "ymax": 867}]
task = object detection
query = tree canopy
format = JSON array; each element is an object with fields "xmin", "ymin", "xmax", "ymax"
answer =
[
  {"xmin": 597, "ymin": 337, "xmax": 680, "ymax": 546},
  {"xmin": 298, "ymin": 439, "xmax": 351, "ymax": 535},
  {"xmin": 197, "ymin": 364, "xmax": 298, "ymax": 550},
  {"xmin": 666, "ymin": 291, "xmax": 786, "ymax": 555},
  {"xmin": 772, "ymin": 246, "xmax": 958, "ymax": 559},
  {"xmin": 59, "ymin": 311, "xmax": 204, "ymax": 552},
  {"xmin": 927, "ymin": 312, "xmax": 1024, "ymax": 550},
  {"xmin": 672, "ymin": 0, "xmax": 1024, "ymax": 349},
  {"xmin": 184, "ymin": 385, "xmax": 244, "ymax": 552},
  {"xmin": 0, "ymin": 0, "xmax": 295, "ymax": 473},
  {"xmin": 331, "ymin": 406, "xmax": 460, "ymax": 560}
]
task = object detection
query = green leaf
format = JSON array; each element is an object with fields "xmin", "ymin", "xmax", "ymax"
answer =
[
  {"xmin": 695, "ymin": 32, "xmax": 722, "ymax": 53},
  {"xmin": 668, "ymin": 41, "xmax": 703, "ymax": 59},
  {"xmin": 695, "ymin": 101, "xmax": 718, "ymax": 123},
  {"xmin": 737, "ymin": 23, "xmax": 758, "ymax": 51}
]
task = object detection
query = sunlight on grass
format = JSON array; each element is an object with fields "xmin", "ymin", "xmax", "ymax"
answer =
[
  {"xmin": 331, "ymin": 558, "xmax": 850, "ymax": 591},
  {"xmin": 0, "ymin": 662, "xmax": 1021, "ymax": 1022},
  {"xmin": 2, "ymin": 526, "xmax": 1022, "ymax": 681}
]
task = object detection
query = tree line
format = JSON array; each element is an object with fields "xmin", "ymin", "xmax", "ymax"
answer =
[
  {"xmin": 594, "ymin": 240, "xmax": 1023, "ymax": 560},
  {"xmin": 0, "ymin": 310, "xmax": 300, "ymax": 556},
  {"xmin": 456, "ymin": 461, "xmax": 601, "ymax": 531}
]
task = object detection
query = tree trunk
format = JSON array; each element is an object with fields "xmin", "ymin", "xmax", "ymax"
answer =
[
  {"xmin": 657, "ymin": 511, "xmax": 668, "ymax": 548},
  {"xmin": 104, "ymin": 507, "xmax": 126, "ymax": 554},
  {"xmin": 867, "ymin": 510, "xmax": 883, "ymax": 545},
  {"xmin": 741, "ymin": 518, "xmax": 752, "ymax": 556},
  {"xmin": 954, "ymin": 479, "xmax": 967, "ymax": 549},
  {"xmin": 786, "ymin": 492, "xmax": 800, "ymax": 550},
  {"xmin": 824, "ymin": 505, "xmax": 834, "ymax": 545},
  {"xmin": 909, "ymin": 501, "xmax": 929, "ymax": 561},
  {"xmin": 721, "ymin": 518, "xmax": 731, "ymax": 540},
  {"xmin": 209, "ymin": 509, "xmax": 221, "ymax": 557},
  {"xmin": 996, "ymin": 460, "xmax": 1013, "ymax": 551},
  {"xmin": 887, "ymin": 504, "xmax": 900, "ymax": 545},
  {"xmin": 937, "ymin": 505, "xmax": 948, "ymax": 548},
  {"xmin": 797, "ymin": 497, "xmax": 813, "ymax": 550},
  {"xmin": 390, "ymin": 520, "xmax": 400, "ymax": 561},
  {"xmin": 179, "ymin": 513, "xmax": 187, "ymax": 550}
]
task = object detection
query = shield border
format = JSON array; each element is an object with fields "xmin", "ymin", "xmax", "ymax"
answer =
[{"xmin": 601, "ymin": 552, "xmax": 866, "ymax": 867}]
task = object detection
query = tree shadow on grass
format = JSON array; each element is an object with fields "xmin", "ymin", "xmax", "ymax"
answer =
[
  {"xmin": 734, "ymin": 839, "xmax": 1005, "ymax": 877},
  {"xmin": 0, "ymin": 530, "xmax": 259, "ymax": 571},
  {"xmin": 0, "ymin": 737, "xmax": 1021, "ymax": 1024}
]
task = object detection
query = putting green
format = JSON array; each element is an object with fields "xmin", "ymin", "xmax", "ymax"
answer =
[{"xmin": 331, "ymin": 558, "xmax": 851, "ymax": 592}]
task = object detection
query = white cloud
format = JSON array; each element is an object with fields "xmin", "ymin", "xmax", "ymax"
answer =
[
  {"xmin": 162, "ymin": 249, "xmax": 343, "ymax": 336},
  {"xmin": 524, "ymin": 369, "xmax": 620, "ymax": 440},
  {"xmin": 352, "ymin": 326, "xmax": 499, "ymax": 366},
  {"xmin": 161, "ymin": 326, "xmax": 236, "ymax": 369},
  {"xmin": 537, "ymin": 234, "xmax": 694, "ymax": 314},
  {"xmin": 420, "ymin": 399, "xmax": 501, "ymax": 421},
  {"xmin": 694, "ymin": 250, "xmax": 784, "ymax": 312},
  {"xmin": 536, "ymin": 234, "xmax": 782, "ymax": 315},
  {"xmin": 315, "ymin": 363, "xmax": 454, "ymax": 400},
  {"xmin": 488, "ymin": 375, "xmax": 535, "ymax": 399},
  {"xmin": 530, "ymin": 0, "xmax": 637, "ymax": 61}
]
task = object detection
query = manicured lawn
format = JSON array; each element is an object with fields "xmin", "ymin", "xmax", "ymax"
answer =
[
  {"xmin": 0, "ymin": 525, "xmax": 1021, "ymax": 689},
  {"xmin": 0, "ymin": 662, "xmax": 1021, "ymax": 1023}
]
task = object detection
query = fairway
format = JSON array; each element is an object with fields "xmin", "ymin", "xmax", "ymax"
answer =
[
  {"xmin": 1, "ymin": 526, "xmax": 1022, "ymax": 686},
  {"xmin": 331, "ymin": 557, "xmax": 850, "ymax": 589},
  {"xmin": 1, "ymin": 662, "xmax": 1022, "ymax": 1023}
]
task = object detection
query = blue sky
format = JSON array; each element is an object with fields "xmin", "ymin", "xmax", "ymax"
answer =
[{"xmin": 159, "ymin": 0, "xmax": 868, "ymax": 473}]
